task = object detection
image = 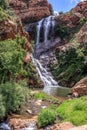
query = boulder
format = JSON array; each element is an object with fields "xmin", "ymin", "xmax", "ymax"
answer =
[
  {"xmin": 71, "ymin": 77, "xmax": 87, "ymax": 96},
  {"xmin": 8, "ymin": 0, "xmax": 51, "ymax": 23}
]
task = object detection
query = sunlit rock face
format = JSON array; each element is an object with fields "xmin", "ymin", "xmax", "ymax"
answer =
[
  {"xmin": 8, "ymin": 0, "xmax": 51, "ymax": 23},
  {"xmin": 73, "ymin": 1, "xmax": 87, "ymax": 17},
  {"xmin": 0, "ymin": 18, "xmax": 29, "ymax": 43}
]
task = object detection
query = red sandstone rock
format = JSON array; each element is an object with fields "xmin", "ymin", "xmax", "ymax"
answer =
[
  {"xmin": 71, "ymin": 77, "xmax": 87, "ymax": 96},
  {"xmin": 9, "ymin": 115, "xmax": 37, "ymax": 130},
  {"xmin": 76, "ymin": 22, "xmax": 87, "ymax": 44},
  {"xmin": 49, "ymin": 122, "xmax": 74, "ymax": 130},
  {"xmin": 73, "ymin": 1, "xmax": 87, "ymax": 18},
  {"xmin": 8, "ymin": 0, "xmax": 51, "ymax": 23},
  {"xmin": 0, "ymin": 18, "xmax": 29, "ymax": 42}
]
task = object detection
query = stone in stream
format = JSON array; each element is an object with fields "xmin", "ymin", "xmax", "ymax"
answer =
[{"xmin": 0, "ymin": 123, "xmax": 11, "ymax": 130}]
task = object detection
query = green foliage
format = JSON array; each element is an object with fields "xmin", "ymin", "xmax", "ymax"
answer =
[
  {"xmin": 0, "ymin": 7, "xmax": 17, "ymax": 22},
  {"xmin": 0, "ymin": 7, "xmax": 8, "ymax": 21},
  {"xmin": 0, "ymin": 0, "xmax": 9, "ymax": 9},
  {"xmin": 0, "ymin": 82, "xmax": 29, "ymax": 119},
  {"xmin": 33, "ymin": 92, "xmax": 61, "ymax": 104},
  {"xmin": 0, "ymin": 37, "xmax": 27, "ymax": 83},
  {"xmin": 55, "ymin": 24, "xmax": 69, "ymax": 39},
  {"xmin": 80, "ymin": 17, "xmax": 87, "ymax": 26},
  {"xmin": 0, "ymin": 36, "xmax": 41, "ymax": 87},
  {"xmin": 56, "ymin": 96, "xmax": 87, "ymax": 126},
  {"xmin": 0, "ymin": 94, "xmax": 6, "ymax": 119},
  {"xmin": 51, "ymin": 42, "xmax": 87, "ymax": 87},
  {"xmin": 38, "ymin": 108, "xmax": 56, "ymax": 128}
]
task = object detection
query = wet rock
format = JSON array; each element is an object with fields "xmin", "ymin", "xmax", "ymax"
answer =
[
  {"xmin": 0, "ymin": 123, "xmax": 11, "ymax": 130},
  {"xmin": 35, "ymin": 37, "xmax": 61, "ymax": 58}
]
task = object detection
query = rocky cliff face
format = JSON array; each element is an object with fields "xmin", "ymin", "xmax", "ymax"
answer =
[
  {"xmin": 73, "ymin": 1, "xmax": 87, "ymax": 17},
  {"xmin": 8, "ymin": 0, "xmax": 51, "ymax": 23},
  {"xmin": 0, "ymin": 18, "xmax": 29, "ymax": 42},
  {"xmin": 49, "ymin": 1, "xmax": 87, "ymax": 88}
]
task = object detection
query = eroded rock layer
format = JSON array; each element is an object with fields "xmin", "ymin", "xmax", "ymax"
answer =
[{"xmin": 8, "ymin": 0, "xmax": 51, "ymax": 23}]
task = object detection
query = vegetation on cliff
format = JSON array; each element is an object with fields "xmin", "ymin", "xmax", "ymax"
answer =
[
  {"xmin": 0, "ymin": 0, "xmax": 9, "ymax": 10},
  {"xmin": 50, "ymin": 41, "xmax": 87, "ymax": 87}
]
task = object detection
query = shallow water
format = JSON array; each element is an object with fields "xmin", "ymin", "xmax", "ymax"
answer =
[
  {"xmin": 43, "ymin": 86, "xmax": 70, "ymax": 97},
  {"xmin": 0, "ymin": 122, "xmax": 11, "ymax": 130}
]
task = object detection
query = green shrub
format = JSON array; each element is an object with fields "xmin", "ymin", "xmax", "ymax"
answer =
[
  {"xmin": 0, "ymin": 82, "xmax": 29, "ymax": 116},
  {"xmin": 80, "ymin": 17, "xmax": 87, "ymax": 26},
  {"xmin": 38, "ymin": 108, "xmax": 56, "ymax": 128},
  {"xmin": 55, "ymin": 24, "xmax": 69, "ymax": 39},
  {"xmin": 0, "ymin": 83, "xmax": 25, "ymax": 113},
  {"xmin": 0, "ymin": 0, "xmax": 9, "ymax": 9},
  {"xmin": 34, "ymin": 92, "xmax": 48, "ymax": 100},
  {"xmin": 0, "ymin": 94, "xmax": 6, "ymax": 119},
  {"xmin": 56, "ymin": 96, "xmax": 87, "ymax": 126},
  {"xmin": 0, "ymin": 37, "xmax": 27, "ymax": 82},
  {"xmin": 0, "ymin": 7, "xmax": 8, "ymax": 21},
  {"xmin": 51, "ymin": 42, "xmax": 87, "ymax": 87}
]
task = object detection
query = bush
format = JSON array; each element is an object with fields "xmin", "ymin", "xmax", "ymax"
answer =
[
  {"xmin": 0, "ymin": 0, "xmax": 9, "ymax": 9},
  {"xmin": 0, "ymin": 82, "xmax": 29, "ymax": 117},
  {"xmin": 38, "ymin": 108, "xmax": 56, "ymax": 128},
  {"xmin": 56, "ymin": 96, "xmax": 87, "ymax": 126},
  {"xmin": 0, "ymin": 37, "xmax": 27, "ymax": 83},
  {"xmin": 0, "ymin": 7, "xmax": 8, "ymax": 21},
  {"xmin": 0, "ymin": 94, "xmax": 6, "ymax": 119}
]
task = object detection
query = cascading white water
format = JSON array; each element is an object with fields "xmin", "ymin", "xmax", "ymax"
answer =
[
  {"xmin": 36, "ymin": 16, "xmax": 55, "ymax": 45},
  {"xmin": 36, "ymin": 19, "xmax": 43, "ymax": 45},
  {"xmin": 31, "ymin": 54, "xmax": 58, "ymax": 87},
  {"xmin": 32, "ymin": 16, "xmax": 59, "ymax": 95}
]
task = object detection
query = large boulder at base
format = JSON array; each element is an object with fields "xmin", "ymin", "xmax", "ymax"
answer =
[
  {"xmin": 71, "ymin": 77, "xmax": 87, "ymax": 97},
  {"xmin": 8, "ymin": 0, "xmax": 51, "ymax": 23}
]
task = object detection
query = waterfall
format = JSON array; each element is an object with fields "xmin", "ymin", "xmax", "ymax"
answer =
[
  {"xmin": 31, "ymin": 54, "xmax": 58, "ymax": 87},
  {"xmin": 36, "ymin": 16, "xmax": 55, "ymax": 45},
  {"xmin": 31, "ymin": 16, "xmax": 59, "ymax": 95}
]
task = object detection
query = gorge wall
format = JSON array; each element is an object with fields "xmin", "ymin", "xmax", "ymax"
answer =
[
  {"xmin": 8, "ymin": 0, "xmax": 52, "ymax": 23},
  {"xmin": 6, "ymin": 0, "xmax": 87, "ymax": 90}
]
